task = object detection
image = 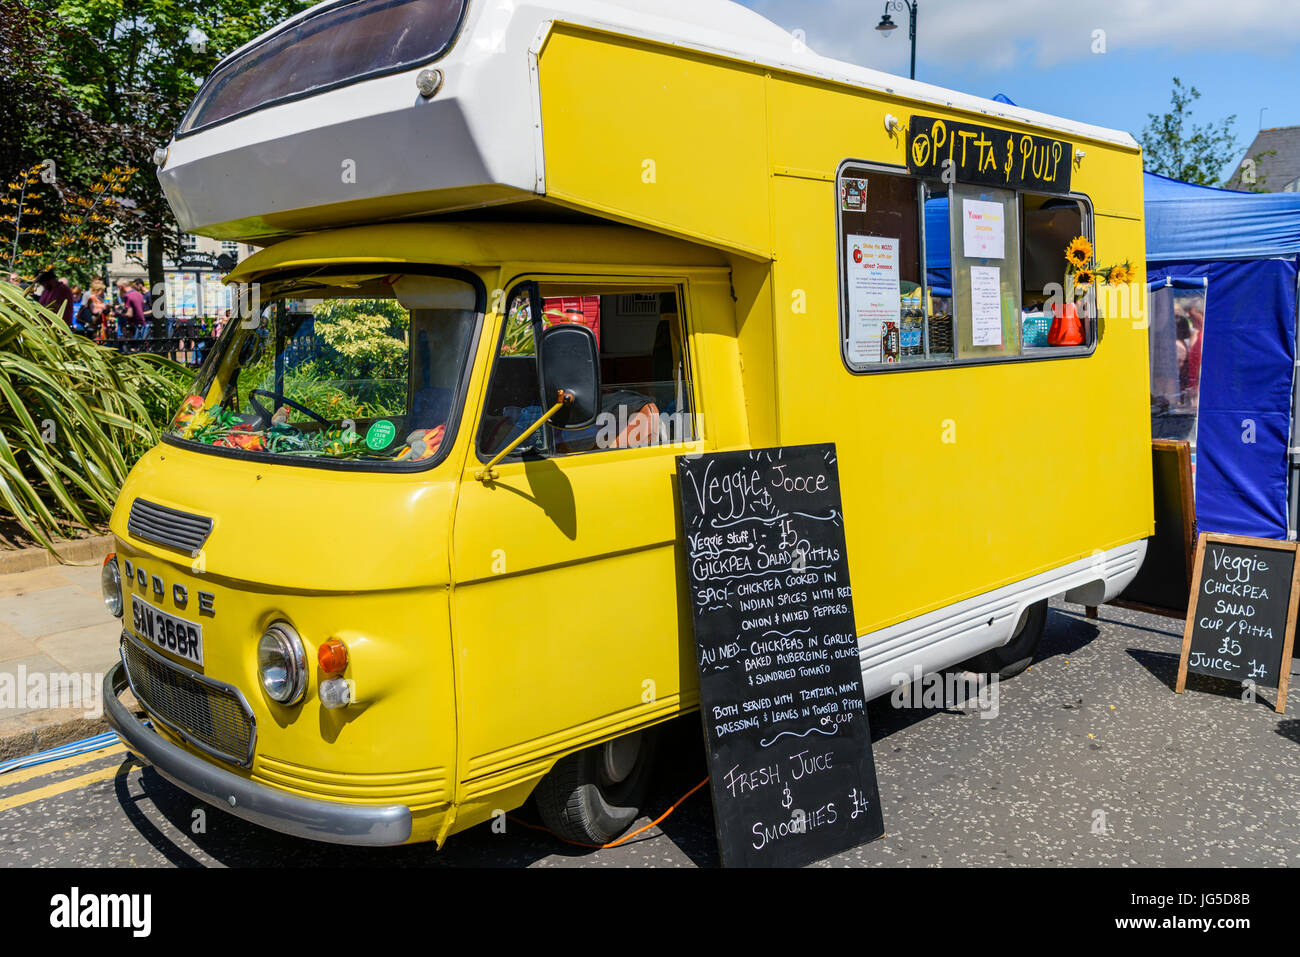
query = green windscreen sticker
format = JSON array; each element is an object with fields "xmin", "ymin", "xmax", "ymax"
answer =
[{"xmin": 365, "ymin": 420, "xmax": 397, "ymax": 450}]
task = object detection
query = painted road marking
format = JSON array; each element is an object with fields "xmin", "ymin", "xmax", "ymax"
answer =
[
  {"xmin": 0, "ymin": 744, "xmax": 126, "ymax": 788},
  {"xmin": 0, "ymin": 760, "xmax": 138, "ymax": 814}
]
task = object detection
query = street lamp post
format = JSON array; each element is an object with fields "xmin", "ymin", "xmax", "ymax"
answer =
[{"xmin": 875, "ymin": 0, "xmax": 918, "ymax": 81}]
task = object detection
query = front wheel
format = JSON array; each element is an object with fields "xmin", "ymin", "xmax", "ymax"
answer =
[
  {"xmin": 533, "ymin": 728, "xmax": 658, "ymax": 845},
  {"xmin": 964, "ymin": 599, "xmax": 1049, "ymax": 679}
]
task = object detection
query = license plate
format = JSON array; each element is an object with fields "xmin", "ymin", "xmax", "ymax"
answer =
[{"xmin": 131, "ymin": 595, "xmax": 203, "ymax": 667}]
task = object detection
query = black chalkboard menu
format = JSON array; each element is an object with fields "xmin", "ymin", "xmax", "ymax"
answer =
[
  {"xmin": 676, "ymin": 443, "xmax": 884, "ymax": 867},
  {"xmin": 1177, "ymin": 533, "xmax": 1300, "ymax": 713}
]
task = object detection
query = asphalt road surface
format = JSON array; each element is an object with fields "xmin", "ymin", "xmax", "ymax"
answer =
[{"xmin": 3, "ymin": 601, "xmax": 1299, "ymax": 868}]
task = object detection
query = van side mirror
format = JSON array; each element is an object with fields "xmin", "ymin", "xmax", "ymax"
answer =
[
  {"xmin": 539, "ymin": 323, "xmax": 600, "ymax": 430},
  {"xmin": 475, "ymin": 322, "xmax": 602, "ymax": 482}
]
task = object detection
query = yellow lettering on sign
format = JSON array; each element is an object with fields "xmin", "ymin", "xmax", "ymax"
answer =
[
  {"xmin": 931, "ymin": 119, "xmax": 947, "ymax": 155},
  {"xmin": 958, "ymin": 130, "xmax": 976, "ymax": 167},
  {"xmin": 976, "ymin": 132, "xmax": 996, "ymax": 173},
  {"xmin": 911, "ymin": 133, "xmax": 931, "ymax": 168},
  {"xmin": 1020, "ymin": 135, "xmax": 1034, "ymax": 181}
]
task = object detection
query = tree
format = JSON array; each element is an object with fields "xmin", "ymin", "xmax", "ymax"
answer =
[
  {"xmin": 1236, "ymin": 148, "xmax": 1277, "ymax": 193},
  {"xmin": 1140, "ymin": 77, "xmax": 1240, "ymax": 186},
  {"xmin": 1, "ymin": 0, "xmax": 309, "ymax": 288},
  {"xmin": 0, "ymin": 0, "xmax": 140, "ymax": 284}
]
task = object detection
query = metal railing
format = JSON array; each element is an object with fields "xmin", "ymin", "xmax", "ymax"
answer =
[{"xmin": 88, "ymin": 321, "xmax": 219, "ymax": 365}]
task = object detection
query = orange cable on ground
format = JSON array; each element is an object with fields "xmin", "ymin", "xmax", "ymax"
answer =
[{"xmin": 509, "ymin": 776, "xmax": 709, "ymax": 850}]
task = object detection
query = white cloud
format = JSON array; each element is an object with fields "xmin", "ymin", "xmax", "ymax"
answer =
[{"xmin": 741, "ymin": 0, "xmax": 1300, "ymax": 72}]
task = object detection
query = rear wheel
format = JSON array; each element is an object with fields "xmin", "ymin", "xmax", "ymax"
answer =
[
  {"xmin": 964, "ymin": 599, "xmax": 1049, "ymax": 679},
  {"xmin": 533, "ymin": 728, "xmax": 658, "ymax": 845}
]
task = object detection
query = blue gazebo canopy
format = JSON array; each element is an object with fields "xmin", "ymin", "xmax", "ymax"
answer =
[
  {"xmin": 1144, "ymin": 171, "xmax": 1300, "ymax": 262},
  {"xmin": 1144, "ymin": 171, "xmax": 1300, "ymax": 540}
]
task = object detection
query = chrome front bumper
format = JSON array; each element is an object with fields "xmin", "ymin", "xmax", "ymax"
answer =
[{"xmin": 104, "ymin": 663, "xmax": 412, "ymax": 846}]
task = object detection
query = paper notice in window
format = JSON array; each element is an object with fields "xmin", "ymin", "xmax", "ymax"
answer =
[
  {"xmin": 846, "ymin": 235, "xmax": 901, "ymax": 364},
  {"xmin": 969, "ymin": 265, "xmax": 1003, "ymax": 346},
  {"xmin": 962, "ymin": 199, "xmax": 1005, "ymax": 259}
]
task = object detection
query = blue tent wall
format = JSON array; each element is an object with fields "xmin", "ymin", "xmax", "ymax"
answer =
[
  {"xmin": 1147, "ymin": 258, "xmax": 1297, "ymax": 539},
  {"xmin": 1144, "ymin": 171, "xmax": 1300, "ymax": 541},
  {"xmin": 924, "ymin": 197, "xmax": 951, "ymax": 294}
]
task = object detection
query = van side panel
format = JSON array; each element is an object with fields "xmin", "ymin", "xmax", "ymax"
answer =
[
  {"xmin": 537, "ymin": 23, "xmax": 1151, "ymax": 638},
  {"xmin": 729, "ymin": 256, "xmax": 781, "ymax": 449},
  {"xmin": 537, "ymin": 25, "xmax": 772, "ymax": 259}
]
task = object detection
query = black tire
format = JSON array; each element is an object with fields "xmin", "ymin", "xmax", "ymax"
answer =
[
  {"xmin": 533, "ymin": 728, "xmax": 658, "ymax": 845},
  {"xmin": 964, "ymin": 599, "xmax": 1049, "ymax": 679}
]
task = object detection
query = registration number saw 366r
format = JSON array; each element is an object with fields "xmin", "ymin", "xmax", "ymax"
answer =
[{"xmin": 132, "ymin": 595, "xmax": 203, "ymax": 667}]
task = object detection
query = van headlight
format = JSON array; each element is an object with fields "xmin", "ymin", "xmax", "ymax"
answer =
[
  {"xmin": 257, "ymin": 622, "xmax": 306, "ymax": 705},
  {"xmin": 102, "ymin": 554, "xmax": 122, "ymax": 618}
]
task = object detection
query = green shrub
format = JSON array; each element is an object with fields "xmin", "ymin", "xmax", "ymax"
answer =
[
  {"xmin": 311, "ymin": 298, "xmax": 408, "ymax": 383},
  {"xmin": 0, "ymin": 282, "xmax": 187, "ymax": 550}
]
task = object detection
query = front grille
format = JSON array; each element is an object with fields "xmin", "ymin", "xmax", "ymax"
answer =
[
  {"xmin": 127, "ymin": 498, "xmax": 213, "ymax": 557},
  {"xmin": 120, "ymin": 631, "xmax": 255, "ymax": 766}
]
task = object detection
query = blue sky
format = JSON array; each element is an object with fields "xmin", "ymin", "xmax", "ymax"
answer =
[{"xmin": 738, "ymin": 0, "xmax": 1300, "ymax": 182}]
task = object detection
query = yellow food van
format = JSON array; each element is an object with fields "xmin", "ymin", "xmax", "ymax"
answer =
[{"xmin": 102, "ymin": 0, "xmax": 1152, "ymax": 847}]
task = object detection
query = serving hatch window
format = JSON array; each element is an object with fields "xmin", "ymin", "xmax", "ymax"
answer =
[
  {"xmin": 179, "ymin": 0, "xmax": 468, "ymax": 134},
  {"xmin": 838, "ymin": 162, "xmax": 1095, "ymax": 371},
  {"xmin": 1021, "ymin": 192, "xmax": 1093, "ymax": 348}
]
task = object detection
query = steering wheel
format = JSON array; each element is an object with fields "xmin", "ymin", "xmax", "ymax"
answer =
[{"xmin": 248, "ymin": 389, "xmax": 330, "ymax": 427}]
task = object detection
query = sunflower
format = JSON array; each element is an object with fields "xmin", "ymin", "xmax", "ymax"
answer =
[
  {"xmin": 1074, "ymin": 267, "xmax": 1097, "ymax": 289},
  {"xmin": 1065, "ymin": 235, "xmax": 1093, "ymax": 269},
  {"xmin": 1108, "ymin": 261, "xmax": 1135, "ymax": 285}
]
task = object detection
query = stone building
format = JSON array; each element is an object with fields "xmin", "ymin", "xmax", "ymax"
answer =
[
  {"xmin": 105, "ymin": 234, "xmax": 256, "ymax": 318},
  {"xmin": 1225, "ymin": 126, "xmax": 1300, "ymax": 193}
]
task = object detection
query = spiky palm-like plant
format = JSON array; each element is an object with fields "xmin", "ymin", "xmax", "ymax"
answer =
[{"xmin": 0, "ymin": 281, "xmax": 187, "ymax": 550}]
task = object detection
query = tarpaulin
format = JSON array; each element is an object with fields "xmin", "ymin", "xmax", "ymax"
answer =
[
  {"xmin": 1149, "ymin": 257, "xmax": 1298, "ymax": 539},
  {"xmin": 1145, "ymin": 170, "xmax": 1300, "ymax": 263}
]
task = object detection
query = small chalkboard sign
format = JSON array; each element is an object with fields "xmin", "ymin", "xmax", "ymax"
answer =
[
  {"xmin": 1177, "ymin": 533, "xmax": 1300, "ymax": 712},
  {"xmin": 676, "ymin": 443, "xmax": 884, "ymax": 868}
]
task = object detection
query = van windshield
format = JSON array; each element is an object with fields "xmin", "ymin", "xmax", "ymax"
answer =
[{"xmin": 164, "ymin": 271, "xmax": 479, "ymax": 469}]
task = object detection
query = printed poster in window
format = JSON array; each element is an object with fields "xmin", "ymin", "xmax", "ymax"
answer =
[
  {"xmin": 846, "ymin": 235, "xmax": 901, "ymax": 364},
  {"xmin": 181, "ymin": 272, "xmax": 199, "ymax": 319},
  {"xmin": 962, "ymin": 199, "xmax": 1005, "ymax": 259},
  {"xmin": 165, "ymin": 273, "xmax": 185, "ymax": 320},
  {"xmin": 840, "ymin": 177, "xmax": 868, "ymax": 212},
  {"xmin": 202, "ymin": 275, "xmax": 225, "ymax": 317},
  {"xmin": 969, "ymin": 265, "xmax": 1003, "ymax": 346}
]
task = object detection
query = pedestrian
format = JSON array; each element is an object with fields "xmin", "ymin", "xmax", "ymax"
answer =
[
  {"xmin": 77, "ymin": 279, "xmax": 109, "ymax": 340},
  {"xmin": 1186, "ymin": 298, "xmax": 1205, "ymax": 401},
  {"xmin": 35, "ymin": 267, "xmax": 75, "ymax": 325},
  {"xmin": 78, "ymin": 276, "xmax": 103, "ymax": 315},
  {"xmin": 132, "ymin": 279, "xmax": 156, "ymax": 338},
  {"xmin": 116, "ymin": 278, "xmax": 147, "ymax": 344}
]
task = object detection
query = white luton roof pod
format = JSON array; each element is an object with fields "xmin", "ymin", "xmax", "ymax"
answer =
[{"xmin": 158, "ymin": 0, "xmax": 1138, "ymax": 245}]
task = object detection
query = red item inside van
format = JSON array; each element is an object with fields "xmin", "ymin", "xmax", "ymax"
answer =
[{"xmin": 543, "ymin": 296, "xmax": 600, "ymax": 346}]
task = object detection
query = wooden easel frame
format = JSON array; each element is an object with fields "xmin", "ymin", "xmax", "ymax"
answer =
[
  {"xmin": 1176, "ymin": 532, "xmax": 1300, "ymax": 713},
  {"xmin": 1109, "ymin": 439, "xmax": 1197, "ymax": 619}
]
